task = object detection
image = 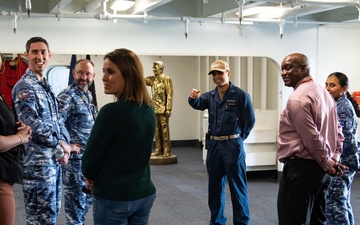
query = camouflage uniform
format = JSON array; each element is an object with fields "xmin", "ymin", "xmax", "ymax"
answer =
[
  {"xmin": 58, "ymin": 83, "xmax": 97, "ymax": 225},
  {"xmin": 12, "ymin": 69, "xmax": 70, "ymax": 225},
  {"xmin": 326, "ymin": 94, "xmax": 359, "ymax": 225}
]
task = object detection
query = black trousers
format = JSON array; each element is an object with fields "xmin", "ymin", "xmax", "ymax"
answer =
[{"xmin": 277, "ymin": 158, "xmax": 332, "ymax": 225}]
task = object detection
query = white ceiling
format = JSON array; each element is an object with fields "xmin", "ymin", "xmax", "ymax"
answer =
[{"xmin": 0, "ymin": 0, "xmax": 359, "ymax": 27}]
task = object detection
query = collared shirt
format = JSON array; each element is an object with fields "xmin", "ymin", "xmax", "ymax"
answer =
[
  {"xmin": 277, "ymin": 77, "xmax": 344, "ymax": 172},
  {"xmin": 188, "ymin": 82, "xmax": 255, "ymax": 139},
  {"xmin": 58, "ymin": 83, "xmax": 97, "ymax": 159},
  {"xmin": 12, "ymin": 68, "xmax": 70, "ymax": 166}
]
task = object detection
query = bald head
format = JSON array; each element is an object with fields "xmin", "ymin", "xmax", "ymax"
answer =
[
  {"xmin": 285, "ymin": 53, "xmax": 309, "ymax": 70},
  {"xmin": 281, "ymin": 53, "xmax": 311, "ymax": 88}
]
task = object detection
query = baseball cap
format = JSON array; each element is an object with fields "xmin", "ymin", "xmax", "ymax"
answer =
[{"xmin": 208, "ymin": 60, "xmax": 229, "ymax": 75}]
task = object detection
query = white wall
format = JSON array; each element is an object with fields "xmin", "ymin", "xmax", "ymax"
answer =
[
  {"xmin": 1, "ymin": 17, "xmax": 360, "ymax": 141},
  {"xmin": 317, "ymin": 26, "xmax": 360, "ymax": 92}
]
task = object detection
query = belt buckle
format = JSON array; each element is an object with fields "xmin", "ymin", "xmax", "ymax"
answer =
[
  {"xmin": 211, "ymin": 135, "xmax": 239, "ymax": 141},
  {"xmin": 213, "ymin": 136, "xmax": 227, "ymax": 141}
]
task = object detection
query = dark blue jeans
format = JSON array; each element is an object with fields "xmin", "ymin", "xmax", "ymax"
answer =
[
  {"xmin": 206, "ymin": 139, "xmax": 249, "ymax": 225},
  {"xmin": 93, "ymin": 194, "xmax": 156, "ymax": 225}
]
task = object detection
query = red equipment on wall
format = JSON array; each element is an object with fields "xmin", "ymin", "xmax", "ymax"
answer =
[
  {"xmin": 353, "ymin": 92, "xmax": 360, "ymax": 104},
  {"xmin": 0, "ymin": 55, "xmax": 28, "ymax": 108}
]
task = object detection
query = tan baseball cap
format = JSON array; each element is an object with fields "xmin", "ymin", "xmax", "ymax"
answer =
[{"xmin": 208, "ymin": 60, "xmax": 229, "ymax": 75}]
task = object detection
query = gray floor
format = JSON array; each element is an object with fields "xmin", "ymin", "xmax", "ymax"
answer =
[{"xmin": 14, "ymin": 146, "xmax": 360, "ymax": 225}]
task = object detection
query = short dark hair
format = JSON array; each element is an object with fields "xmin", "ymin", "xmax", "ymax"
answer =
[{"xmin": 26, "ymin": 37, "xmax": 50, "ymax": 53}]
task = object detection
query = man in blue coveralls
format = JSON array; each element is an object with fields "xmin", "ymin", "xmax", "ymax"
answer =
[
  {"xmin": 12, "ymin": 36, "xmax": 71, "ymax": 225},
  {"xmin": 58, "ymin": 59, "xmax": 97, "ymax": 225},
  {"xmin": 188, "ymin": 59, "xmax": 255, "ymax": 225}
]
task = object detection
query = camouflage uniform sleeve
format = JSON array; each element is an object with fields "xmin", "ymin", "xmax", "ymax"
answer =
[
  {"xmin": 59, "ymin": 112, "xmax": 70, "ymax": 144},
  {"xmin": 57, "ymin": 90, "xmax": 71, "ymax": 144},
  {"xmin": 57, "ymin": 90, "xmax": 72, "ymax": 123},
  {"xmin": 12, "ymin": 81, "xmax": 62, "ymax": 147},
  {"xmin": 338, "ymin": 100, "xmax": 357, "ymax": 142}
]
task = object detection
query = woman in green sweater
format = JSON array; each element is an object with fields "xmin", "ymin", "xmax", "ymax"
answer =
[{"xmin": 81, "ymin": 48, "xmax": 156, "ymax": 225}]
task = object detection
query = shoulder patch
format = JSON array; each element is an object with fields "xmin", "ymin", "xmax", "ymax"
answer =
[{"xmin": 17, "ymin": 90, "xmax": 31, "ymax": 100}]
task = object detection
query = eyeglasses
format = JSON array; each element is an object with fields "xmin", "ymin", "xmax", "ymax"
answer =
[{"xmin": 75, "ymin": 70, "xmax": 93, "ymax": 77}]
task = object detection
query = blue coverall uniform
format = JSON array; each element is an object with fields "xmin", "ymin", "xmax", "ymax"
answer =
[
  {"xmin": 326, "ymin": 94, "xmax": 360, "ymax": 225},
  {"xmin": 58, "ymin": 83, "xmax": 97, "ymax": 225},
  {"xmin": 12, "ymin": 69, "xmax": 70, "ymax": 225},
  {"xmin": 188, "ymin": 82, "xmax": 255, "ymax": 225}
]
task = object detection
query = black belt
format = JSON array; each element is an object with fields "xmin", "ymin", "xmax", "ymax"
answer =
[
  {"xmin": 209, "ymin": 134, "xmax": 240, "ymax": 141},
  {"xmin": 283, "ymin": 156, "xmax": 298, "ymax": 162}
]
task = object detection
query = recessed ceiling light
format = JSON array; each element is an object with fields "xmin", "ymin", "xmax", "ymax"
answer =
[{"xmin": 110, "ymin": 0, "xmax": 135, "ymax": 11}]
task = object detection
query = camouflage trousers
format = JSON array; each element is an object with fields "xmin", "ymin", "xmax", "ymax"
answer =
[
  {"xmin": 325, "ymin": 168, "xmax": 356, "ymax": 225},
  {"xmin": 63, "ymin": 159, "xmax": 93, "ymax": 225},
  {"xmin": 23, "ymin": 165, "xmax": 62, "ymax": 225}
]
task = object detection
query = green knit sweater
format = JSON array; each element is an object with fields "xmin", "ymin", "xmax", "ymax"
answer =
[{"xmin": 82, "ymin": 100, "xmax": 156, "ymax": 201}]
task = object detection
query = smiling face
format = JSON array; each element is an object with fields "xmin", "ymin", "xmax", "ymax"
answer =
[
  {"xmin": 325, "ymin": 74, "xmax": 347, "ymax": 101},
  {"xmin": 73, "ymin": 60, "xmax": 96, "ymax": 92},
  {"xmin": 24, "ymin": 41, "xmax": 52, "ymax": 78},
  {"xmin": 280, "ymin": 54, "xmax": 309, "ymax": 88},
  {"xmin": 102, "ymin": 58, "xmax": 125, "ymax": 97},
  {"xmin": 211, "ymin": 70, "xmax": 230, "ymax": 87}
]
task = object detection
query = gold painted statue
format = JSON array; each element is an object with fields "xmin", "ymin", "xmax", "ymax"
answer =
[{"xmin": 145, "ymin": 61, "xmax": 173, "ymax": 157}]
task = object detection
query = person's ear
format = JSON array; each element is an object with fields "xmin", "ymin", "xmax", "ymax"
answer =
[
  {"xmin": 299, "ymin": 63, "xmax": 308, "ymax": 73},
  {"xmin": 342, "ymin": 85, "xmax": 348, "ymax": 93}
]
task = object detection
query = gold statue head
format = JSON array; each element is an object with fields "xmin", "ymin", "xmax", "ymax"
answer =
[{"xmin": 153, "ymin": 61, "xmax": 164, "ymax": 76}]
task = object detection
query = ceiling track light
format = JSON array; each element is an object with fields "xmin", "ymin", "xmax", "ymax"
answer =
[
  {"xmin": 143, "ymin": 11, "xmax": 148, "ymax": 24},
  {"xmin": 56, "ymin": 8, "xmax": 62, "ymax": 21},
  {"xmin": 221, "ymin": 12, "xmax": 225, "ymax": 24},
  {"xmin": 12, "ymin": 13, "xmax": 18, "ymax": 34},
  {"xmin": 357, "ymin": 2, "xmax": 360, "ymax": 22},
  {"xmin": 182, "ymin": 16, "xmax": 190, "ymax": 39},
  {"xmin": 279, "ymin": 19, "xmax": 285, "ymax": 39},
  {"xmin": 25, "ymin": 0, "xmax": 31, "ymax": 17},
  {"xmin": 236, "ymin": 0, "xmax": 246, "ymax": 24}
]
